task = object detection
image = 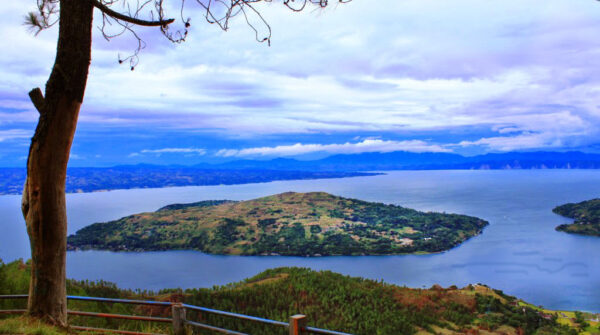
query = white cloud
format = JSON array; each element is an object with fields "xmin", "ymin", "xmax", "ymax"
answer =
[
  {"xmin": 0, "ymin": 111, "xmax": 38, "ymax": 124},
  {"xmin": 0, "ymin": 129, "xmax": 31, "ymax": 142},
  {"xmin": 139, "ymin": 147, "xmax": 206, "ymax": 155},
  {"xmin": 216, "ymin": 139, "xmax": 451, "ymax": 157},
  {"xmin": 458, "ymin": 133, "xmax": 561, "ymax": 152},
  {"xmin": 456, "ymin": 109, "xmax": 593, "ymax": 152}
]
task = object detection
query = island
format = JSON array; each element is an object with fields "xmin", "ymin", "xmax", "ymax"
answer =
[
  {"xmin": 553, "ymin": 198, "xmax": 600, "ymax": 236},
  {"xmin": 68, "ymin": 192, "xmax": 488, "ymax": 255}
]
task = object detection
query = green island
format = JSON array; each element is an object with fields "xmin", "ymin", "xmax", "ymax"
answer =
[
  {"xmin": 2, "ymin": 259, "xmax": 595, "ymax": 335},
  {"xmin": 553, "ymin": 199, "xmax": 600, "ymax": 237},
  {"xmin": 67, "ymin": 192, "xmax": 488, "ymax": 255}
]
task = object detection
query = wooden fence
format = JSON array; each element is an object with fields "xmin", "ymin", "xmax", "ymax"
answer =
[{"xmin": 0, "ymin": 295, "xmax": 353, "ymax": 335}]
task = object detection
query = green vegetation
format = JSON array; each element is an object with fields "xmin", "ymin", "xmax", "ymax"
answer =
[
  {"xmin": 67, "ymin": 192, "xmax": 488, "ymax": 255},
  {"xmin": 157, "ymin": 200, "xmax": 234, "ymax": 211},
  {"xmin": 516, "ymin": 302, "xmax": 600, "ymax": 335},
  {"xmin": 182, "ymin": 268, "xmax": 582, "ymax": 335},
  {"xmin": 553, "ymin": 199, "xmax": 600, "ymax": 236},
  {"xmin": 0, "ymin": 317, "xmax": 67, "ymax": 335},
  {"xmin": 0, "ymin": 259, "xmax": 586, "ymax": 335},
  {"xmin": 0, "ymin": 260, "xmax": 168, "ymax": 334}
]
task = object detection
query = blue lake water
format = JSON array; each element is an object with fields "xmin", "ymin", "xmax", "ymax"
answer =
[{"xmin": 1, "ymin": 170, "xmax": 599, "ymax": 312}]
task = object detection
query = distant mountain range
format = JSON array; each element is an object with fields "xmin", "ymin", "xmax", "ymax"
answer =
[
  {"xmin": 1, "ymin": 151, "xmax": 599, "ymax": 195},
  {"xmin": 190, "ymin": 150, "xmax": 600, "ymax": 171}
]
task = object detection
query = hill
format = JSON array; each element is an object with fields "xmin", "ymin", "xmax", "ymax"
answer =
[
  {"xmin": 0, "ymin": 260, "xmax": 586, "ymax": 335},
  {"xmin": 67, "ymin": 192, "xmax": 488, "ymax": 255},
  {"xmin": 184, "ymin": 267, "xmax": 586, "ymax": 335},
  {"xmin": 553, "ymin": 199, "xmax": 600, "ymax": 236}
]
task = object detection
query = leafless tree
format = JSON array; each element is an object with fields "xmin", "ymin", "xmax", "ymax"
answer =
[{"xmin": 22, "ymin": 0, "xmax": 349, "ymax": 326}]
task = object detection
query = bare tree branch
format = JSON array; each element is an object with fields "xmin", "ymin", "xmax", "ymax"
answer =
[
  {"xmin": 25, "ymin": 0, "xmax": 351, "ymax": 70},
  {"xmin": 92, "ymin": 0, "xmax": 174, "ymax": 27},
  {"xmin": 28, "ymin": 88, "xmax": 45, "ymax": 114}
]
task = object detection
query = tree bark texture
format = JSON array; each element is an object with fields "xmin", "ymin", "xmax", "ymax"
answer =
[{"xmin": 22, "ymin": 0, "xmax": 93, "ymax": 326}]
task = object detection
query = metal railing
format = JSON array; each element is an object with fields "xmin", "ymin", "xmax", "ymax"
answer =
[{"xmin": 0, "ymin": 294, "xmax": 353, "ymax": 335}]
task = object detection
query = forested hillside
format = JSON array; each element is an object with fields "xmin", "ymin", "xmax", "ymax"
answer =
[{"xmin": 0, "ymin": 259, "xmax": 585, "ymax": 335}]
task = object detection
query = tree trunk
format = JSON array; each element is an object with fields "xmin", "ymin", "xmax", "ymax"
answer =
[{"xmin": 22, "ymin": 0, "xmax": 93, "ymax": 326}]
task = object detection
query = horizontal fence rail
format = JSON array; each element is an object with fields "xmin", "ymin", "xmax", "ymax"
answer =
[
  {"xmin": 182, "ymin": 304, "xmax": 289, "ymax": 327},
  {"xmin": 304, "ymin": 326, "xmax": 356, "ymax": 335},
  {"xmin": 70, "ymin": 325, "xmax": 164, "ymax": 335},
  {"xmin": 0, "ymin": 295, "xmax": 353, "ymax": 335},
  {"xmin": 67, "ymin": 295, "xmax": 174, "ymax": 306},
  {"xmin": 186, "ymin": 320, "xmax": 248, "ymax": 335},
  {"xmin": 0, "ymin": 295, "xmax": 27, "ymax": 300},
  {"xmin": 67, "ymin": 310, "xmax": 172, "ymax": 323}
]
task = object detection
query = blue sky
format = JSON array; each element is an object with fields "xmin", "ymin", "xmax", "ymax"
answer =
[{"xmin": 1, "ymin": 0, "xmax": 600, "ymax": 166}]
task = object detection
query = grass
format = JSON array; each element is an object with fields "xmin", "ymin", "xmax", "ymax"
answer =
[
  {"xmin": 0, "ymin": 317, "xmax": 67, "ymax": 335},
  {"xmin": 0, "ymin": 316, "xmax": 169, "ymax": 335}
]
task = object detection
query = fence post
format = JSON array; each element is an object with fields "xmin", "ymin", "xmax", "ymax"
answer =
[
  {"xmin": 172, "ymin": 303, "xmax": 186, "ymax": 335},
  {"xmin": 289, "ymin": 314, "xmax": 307, "ymax": 335}
]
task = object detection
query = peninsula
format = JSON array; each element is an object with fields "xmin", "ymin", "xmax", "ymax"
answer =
[
  {"xmin": 0, "ymin": 166, "xmax": 376, "ymax": 195},
  {"xmin": 67, "ymin": 192, "xmax": 488, "ymax": 255},
  {"xmin": 553, "ymin": 198, "xmax": 600, "ymax": 236}
]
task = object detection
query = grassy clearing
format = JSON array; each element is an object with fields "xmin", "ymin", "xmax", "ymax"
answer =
[{"xmin": 518, "ymin": 301, "xmax": 600, "ymax": 334}]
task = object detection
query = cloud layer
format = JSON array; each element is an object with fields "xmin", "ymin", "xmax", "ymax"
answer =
[
  {"xmin": 1, "ymin": 0, "xmax": 600, "ymax": 165},
  {"xmin": 217, "ymin": 139, "xmax": 450, "ymax": 157}
]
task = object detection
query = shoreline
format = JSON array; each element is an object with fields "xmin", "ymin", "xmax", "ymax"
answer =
[
  {"xmin": 3, "ymin": 167, "xmax": 600, "ymax": 196},
  {"xmin": 0, "ymin": 171, "xmax": 381, "ymax": 196}
]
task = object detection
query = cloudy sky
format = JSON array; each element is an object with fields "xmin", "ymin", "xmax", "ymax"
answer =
[{"xmin": 1, "ymin": 0, "xmax": 600, "ymax": 166}]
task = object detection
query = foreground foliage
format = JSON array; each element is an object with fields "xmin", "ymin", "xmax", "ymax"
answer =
[
  {"xmin": 554, "ymin": 199, "xmax": 600, "ymax": 236},
  {"xmin": 0, "ymin": 260, "xmax": 167, "ymax": 333},
  {"xmin": 0, "ymin": 259, "xmax": 585, "ymax": 334},
  {"xmin": 67, "ymin": 192, "xmax": 488, "ymax": 255},
  {"xmin": 0, "ymin": 316, "xmax": 67, "ymax": 335}
]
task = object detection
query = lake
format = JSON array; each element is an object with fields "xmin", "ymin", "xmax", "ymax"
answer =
[{"xmin": 1, "ymin": 170, "xmax": 599, "ymax": 312}]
